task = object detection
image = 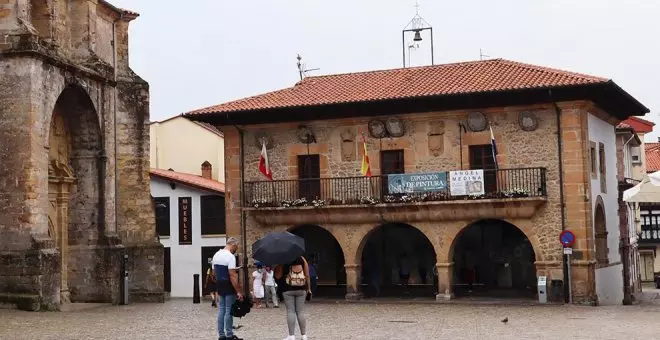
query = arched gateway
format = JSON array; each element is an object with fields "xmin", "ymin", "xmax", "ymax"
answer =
[
  {"xmin": 290, "ymin": 224, "xmax": 346, "ymax": 296},
  {"xmin": 450, "ymin": 219, "xmax": 537, "ymax": 298},
  {"xmin": 359, "ymin": 223, "xmax": 436, "ymax": 297},
  {"xmin": 48, "ymin": 85, "xmax": 104, "ymax": 303}
]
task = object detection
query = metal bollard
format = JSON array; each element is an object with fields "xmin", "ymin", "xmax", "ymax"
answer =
[
  {"xmin": 193, "ymin": 274, "xmax": 201, "ymax": 304},
  {"xmin": 120, "ymin": 253, "xmax": 129, "ymax": 305}
]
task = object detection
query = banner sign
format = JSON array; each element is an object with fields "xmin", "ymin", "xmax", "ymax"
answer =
[
  {"xmin": 178, "ymin": 197, "xmax": 193, "ymax": 245},
  {"xmin": 449, "ymin": 170, "xmax": 485, "ymax": 196},
  {"xmin": 387, "ymin": 172, "xmax": 447, "ymax": 194}
]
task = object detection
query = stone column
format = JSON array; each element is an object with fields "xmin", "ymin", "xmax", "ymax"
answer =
[
  {"xmin": 56, "ymin": 184, "xmax": 71, "ymax": 303},
  {"xmin": 344, "ymin": 264, "xmax": 363, "ymax": 300},
  {"xmin": 435, "ymin": 262, "xmax": 454, "ymax": 301}
]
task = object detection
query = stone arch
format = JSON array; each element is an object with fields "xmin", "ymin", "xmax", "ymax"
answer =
[
  {"xmin": 357, "ymin": 222, "xmax": 437, "ymax": 297},
  {"xmin": 443, "ymin": 218, "xmax": 544, "ymax": 264},
  {"xmin": 48, "ymin": 84, "xmax": 104, "ymax": 303},
  {"xmin": 449, "ymin": 219, "xmax": 538, "ymax": 297},
  {"xmin": 594, "ymin": 196, "xmax": 608, "ymax": 265},
  {"xmin": 288, "ymin": 224, "xmax": 347, "ymax": 296}
]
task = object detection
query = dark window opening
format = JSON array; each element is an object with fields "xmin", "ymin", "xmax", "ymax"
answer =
[
  {"xmin": 155, "ymin": 197, "xmax": 170, "ymax": 237},
  {"xmin": 469, "ymin": 145, "xmax": 497, "ymax": 193},
  {"xmin": 201, "ymin": 195, "xmax": 226, "ymax": 235},
  {"xmin": 381, "ymin": 150, "xmax": 405, "ymax": 195},
  {"xmin": 298, "ymin": 154, "xmax": 321, "ymax": 200}
]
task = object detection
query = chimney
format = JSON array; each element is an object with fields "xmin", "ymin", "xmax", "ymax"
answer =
[{"xmin": 201, "ymin": 161, "xmax": 212, "ymax": 179}]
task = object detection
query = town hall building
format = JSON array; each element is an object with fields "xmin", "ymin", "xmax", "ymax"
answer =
[{"xmin": 187, "ymin": 59, "xmax": 648, "ymax": 305}]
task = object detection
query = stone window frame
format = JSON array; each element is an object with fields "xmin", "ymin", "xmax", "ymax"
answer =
[
  {"xmin": 589, "ymin": 141, "xmax": 598, "ymax": 179},
  {"xmin": 599, "ymin": 142, "xmax": 606, "ymax": 194}
]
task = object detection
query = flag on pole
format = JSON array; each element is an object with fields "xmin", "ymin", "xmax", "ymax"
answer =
[
  {"xmin": 360, "ymin": 136, "xmax": 371, "ymax": 177},
  {"xmin": 490, "ymin": 124, "xmax": 498, "ymax": 169},
  {"xmin": 259, "ymin": 141, "xmax": 273, "ymax": 180}
]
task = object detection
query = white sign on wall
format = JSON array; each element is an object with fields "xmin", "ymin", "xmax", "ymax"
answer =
[{"xmin": 449, "ymin": 170, "xmax": 485, "ymax": 196}]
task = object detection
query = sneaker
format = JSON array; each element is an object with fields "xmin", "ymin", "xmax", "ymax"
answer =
[
  {"xmin": 218, "ymin": 337, "xmax": 225, "ymax": 340},
  {"xmin": 302, "ymin": 336, "xmax": 308, "ymax": 340},
  {"xmin": 228, "ymin": 336, "xmax": 243, "ymax": 340}
]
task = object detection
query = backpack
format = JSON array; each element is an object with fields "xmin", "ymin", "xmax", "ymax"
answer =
[{"xmin": 285, "ymin": 265, "xmax": 306, "ymax": 287}]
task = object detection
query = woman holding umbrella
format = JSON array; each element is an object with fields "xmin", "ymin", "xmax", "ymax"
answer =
[
  {"xmin": 252, "ymin": 231, "xmax": 311, "ymax": 340},
  {"xmin": 275, "ymin": 256, "xmax": 311, "ymax": 340}
]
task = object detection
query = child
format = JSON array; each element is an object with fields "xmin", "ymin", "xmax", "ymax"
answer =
[
  {"xmin": 264, "ymin": 266, "xmax": 278, "ymax": 308},
  {"xmin": 204, "ymin": 265, "xmax": 217, "ymax": 308},
  {"xmin": 252, "ymin": 263, "xmax": 265, "ymax": 308}
]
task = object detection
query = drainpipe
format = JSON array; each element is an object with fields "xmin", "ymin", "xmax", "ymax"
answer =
[{"xmin": 550, "ymin": 92, "xmax": 569, "ymax": 303}]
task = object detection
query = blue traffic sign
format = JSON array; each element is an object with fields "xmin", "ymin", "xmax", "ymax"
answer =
[{"xmin": 559, "ymin": 230, "xmax": 576, "ymax": 247}]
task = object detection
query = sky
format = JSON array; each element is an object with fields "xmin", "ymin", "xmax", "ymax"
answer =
[{"xmin": 111, "ymin": 0, "xmax": 660, "ymax": 141}]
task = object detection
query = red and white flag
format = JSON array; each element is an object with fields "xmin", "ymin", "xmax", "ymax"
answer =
[{"xmin": 258, "ymin": 141, "xmax": 273, "ymax": 180}]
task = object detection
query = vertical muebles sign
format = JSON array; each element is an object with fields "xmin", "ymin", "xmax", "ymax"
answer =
[{"xmin": 179, "ymin": 197, "xmax": 192, "ymax": 245}]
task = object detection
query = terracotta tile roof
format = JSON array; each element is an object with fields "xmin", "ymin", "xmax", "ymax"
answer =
[
  {"xmin": 150, "ymin": 169, "xmax": 224, "ymax": 194},
  {"xmin": 646, "ymin": 143, "xmax": 660, "ymax": 173},
  {"xmin": 621, "ymin": 117, "xmax": 655, "ymax": 134},
  {"xmin": 186, "ymin": 59, "xmax": 609, "ymax": 115}
]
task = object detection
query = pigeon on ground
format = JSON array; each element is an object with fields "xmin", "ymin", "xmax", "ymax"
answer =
[{"xmin": 501, "ymin": 317, "xmax": 508, "ymax": 323}]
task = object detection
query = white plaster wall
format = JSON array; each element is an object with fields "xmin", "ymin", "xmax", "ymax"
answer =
[
  {"xmin": 151, "ymin": 177, "xmax": 226, "ymax": 298},
  {"xmin": 149, "ymin": 116, "xmax": 225, "ymax": 182},
  {"xmin": 588, "ymin": 113, "xmax": 623, "ymax": 305},
  {"xmin": 595, "ymin": 263, "xmax": 624, "ymax": 305}
]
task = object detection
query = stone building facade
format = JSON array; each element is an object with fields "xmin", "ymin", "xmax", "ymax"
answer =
[
  {"xmin": 187, "ymin": 59, "xmax": 648, "ymax": 304},
  {"xmin": 0, "ymin": 0, "xmax": 163, "ymax": 310}
]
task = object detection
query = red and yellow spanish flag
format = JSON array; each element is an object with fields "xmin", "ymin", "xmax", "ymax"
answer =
[{"xmin": 360, "ymin": 136, "xmax": 371, "ymax": 177}]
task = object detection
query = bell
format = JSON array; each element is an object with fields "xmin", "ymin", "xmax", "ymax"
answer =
[{"xmin": 413, "ymin": 30, "xmax": 423, "ymax": 42}]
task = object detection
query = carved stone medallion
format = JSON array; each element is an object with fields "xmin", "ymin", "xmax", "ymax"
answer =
[
  {"xmin": 368, "ymin": 119, "xmax": 387, "ymax": 138},
  {"xmin": 467, "ymin": 112, "xmax": 487, "ymax": 132},
  {"xmin": 518, "ymin": 111, "xmax": 538, "ymax": 131},
  {"xmin": 385, "ymin": 117, "xmax": 405, "ymax": 137}
]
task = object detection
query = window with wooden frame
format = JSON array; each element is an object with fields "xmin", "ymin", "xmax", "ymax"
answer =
[
  {"xmin": 589, "ymin": 142, "xmax": 597, "ymax": 179},
  {"xmin": 200, "ymin": 195, "xmax": 226, "ymax": 235},
  {"xmin": 599, "ymin": 142, "xmax": 606, "ymax": 193},
  {"xmin": 154, "ymin": 197, "xmax": 170, "ymax": 237}
]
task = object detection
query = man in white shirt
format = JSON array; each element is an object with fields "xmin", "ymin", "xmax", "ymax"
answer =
[{"xmin": 212, "ymin": 237, "xmax": 244, "ymax": 340}]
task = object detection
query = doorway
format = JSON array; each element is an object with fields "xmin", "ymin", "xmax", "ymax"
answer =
[
  {"xmin": 469, "ymin": 144, "xmax": 497, "ymax": 193},
  {"xmin": 298, "ymin": 154, "xmax": 320, "ymax": 200},
  {"xmin": 640, "ymin": 251, "xmax": 655, "ymax": 282},
  {"xmin": 381, "ymin": 150, "xmax": 404, "ymax": 195},
  {"xmin": 452, "ymin": 219, "xmax": 536, "ymax": 298}
]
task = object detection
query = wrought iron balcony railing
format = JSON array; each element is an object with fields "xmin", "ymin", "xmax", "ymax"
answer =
[{"xmin": 244, "ymin": 167, "xmax": 547, "ymax": 208}]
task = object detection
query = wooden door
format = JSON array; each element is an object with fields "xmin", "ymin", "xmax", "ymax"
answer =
[
  {"xmin": 469, "ymin": 145, "xmax": 497, "ymax": 193},
  {"xmin": 298, "ymin": 155, "xmax": 321, "ymax": 200},
  {"xmin": 640, "ymin": 253, "xmax": 655, "ymax": 282},
  {"xmin": 380, "ymin": 150, "xmax": 405, "ymax": 195}
]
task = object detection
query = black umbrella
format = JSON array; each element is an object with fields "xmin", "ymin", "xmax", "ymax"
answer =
[{"xmin": 252, "ymin": 231, "xmax": 305, "ymax": 266}]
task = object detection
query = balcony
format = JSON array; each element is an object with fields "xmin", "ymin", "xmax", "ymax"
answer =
[
  {"xmin": 639, "ymin": 225, "xmax": 660, "ymax": 243},
  {"xmin": 244, "ymin": 168, "xmax": 548, "ymax": 226}
]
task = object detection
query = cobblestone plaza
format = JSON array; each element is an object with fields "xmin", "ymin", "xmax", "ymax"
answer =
[{"xmin": 1, "ymin": 298, "xmax": 659, "ymax": 340}]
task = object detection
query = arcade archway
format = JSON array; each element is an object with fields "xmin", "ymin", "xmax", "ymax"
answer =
[
  {"xmin": 451, "ymin": 219, "xmax": 536, "ymax": 298},
  {"xmin": 48, "ymin": 85, "xmax": 103, "ymax": 303},
  {"xmin": 360, "ymin": 223, "xmax": 436, "ymax": 298},
  {"xmin": 290, "ymin": 224, "xmax": 346, "ymax": 297}
]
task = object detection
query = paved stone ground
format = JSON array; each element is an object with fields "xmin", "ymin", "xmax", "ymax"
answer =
[{"xmin": 1, "ymin": 299, "xmax": 660, "ymax": 340}]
